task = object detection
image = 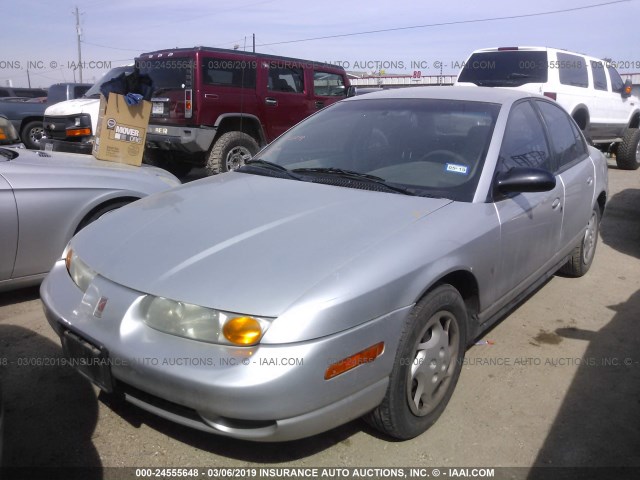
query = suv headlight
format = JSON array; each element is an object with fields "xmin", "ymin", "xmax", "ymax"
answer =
[
  {"xmin": 65, "ymin": 249, "xmax": 96, "ymax": 293},
  {"xmin": 140, "ymin": 295, "xmax": 272, "ymax": 346}
]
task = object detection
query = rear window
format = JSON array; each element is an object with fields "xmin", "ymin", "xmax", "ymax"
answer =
[
  {"xmin": 457, "ymin": 51, "xmax": 548, "ymax": 87},
  {"xmin": 557, "ymin": 53, "xmax": 588, "ymax": 88},
  {"xmin": 136, "ymin": 58, "xmax": 193, "ymax": 94}
]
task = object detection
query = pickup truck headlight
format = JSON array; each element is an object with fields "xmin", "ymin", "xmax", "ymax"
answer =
[{"xmin": 140, "ymin": 295, "xmax": 272, "ymax": 346}]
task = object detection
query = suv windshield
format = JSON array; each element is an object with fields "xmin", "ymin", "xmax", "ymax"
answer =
[
  {"xmin": 84, "ymin": 66, "xmax": 135, "ymax": 98},
  {"xmin": 458, "ymin": 51, "xmax": 548, "ymax": 87},
  {"xmin": 257, "ymin": 98, "xmax": 500, "ymax": 202}
]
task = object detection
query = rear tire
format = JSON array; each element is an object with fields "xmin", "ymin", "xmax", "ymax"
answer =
[
  {"xmin": 21, "ymin": 121, "xmax": 44, "ymax": 150},
  {"xmin": 559, "ymin": 206, "xmax": 600, "ymax": 277},
  {"xmin": 206, "ymin": 131, "xmax": 259, "ymax": 176},
  {"xmin": 615, "ymin": 128, "xmax": 640, "ymax": 170},
  {"xmin": 366, "ymin": 284, "xmax": 467, "ymax": 440}
]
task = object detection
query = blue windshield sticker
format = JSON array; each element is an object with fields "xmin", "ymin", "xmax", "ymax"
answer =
[{"xmin": 445, "ymin": 163, "xmax": 469, "ymax": 175}]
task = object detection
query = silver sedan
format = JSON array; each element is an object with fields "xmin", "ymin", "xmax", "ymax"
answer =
[
  {"xmin": 41, "ymin": 87, "xmax": 608, "ymax": 442},
  {"xmin": 0, "ymin": 146, "xmax": 180, "ymax": 292}
]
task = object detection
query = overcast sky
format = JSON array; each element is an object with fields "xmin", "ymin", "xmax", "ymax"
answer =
[{"xmin": 2, "ymin": 0, "xmax": 639, "ymax": 87}]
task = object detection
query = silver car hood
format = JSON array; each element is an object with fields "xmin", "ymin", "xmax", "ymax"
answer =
[{"xmin": 74, "ymin": 172, "xmax": 452, "ymax": 316}]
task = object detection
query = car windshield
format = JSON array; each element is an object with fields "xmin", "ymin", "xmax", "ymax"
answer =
[
  {"xmin": 256, "ymin": 98, "xmax": 500, "ymax": 202},
  {"xmin": 84, "ymin": 66, "xmax": 135, "ymax": 98}
]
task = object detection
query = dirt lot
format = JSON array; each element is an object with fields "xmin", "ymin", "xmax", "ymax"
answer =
[{"xmin": 1, "ymin": 160, "xmax": 639, "ymax": 476}]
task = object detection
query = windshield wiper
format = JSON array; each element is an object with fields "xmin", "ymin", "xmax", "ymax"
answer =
[
  {"xmin": 292, "ymin": 167, "xmax": 418, "ymax": 196},
  {"xmin": 238, "ymin": 159, "xmax": 301, "ymax": 180}
]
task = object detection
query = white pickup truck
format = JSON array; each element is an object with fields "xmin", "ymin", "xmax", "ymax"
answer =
[{"xmin": 42, "ymin": 65, "xmax": 133, "ymax": 153}]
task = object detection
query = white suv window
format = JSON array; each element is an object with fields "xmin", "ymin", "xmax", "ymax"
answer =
[
  {"xmin": 557, "ymin": 53, "xmax": 588, "ymax": 88},
  {"xmin": 607, "ymin": 65, "xmax": 625, "ymax": 93},
  {"xmin": 590, "ymin": 61, "xmax": 608, "ymax": 91}
]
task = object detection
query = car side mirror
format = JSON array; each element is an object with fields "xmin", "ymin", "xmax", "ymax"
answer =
[
  {"xmin": 496, "ymin": 167, "xmax": 556, "ymax": 194},
  {"xmin": 346, "ymin": 86, "xmax": 357, "ymax": 98},
  {"xmin": 622, "ymin": 79, "xmax": 633, "ymax": 98}
]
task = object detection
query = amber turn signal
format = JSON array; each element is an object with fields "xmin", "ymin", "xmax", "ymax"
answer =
[
  {"xmin": 325, "ymin": 342, "xmax": 384, "ymax": 380},
  {"xmin": 223, "ymin": 316, "xmax": 263, "ymax": 346}
]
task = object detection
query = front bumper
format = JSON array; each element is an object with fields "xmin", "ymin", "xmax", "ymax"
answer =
[{"xmin": 41, "ymin": 261, "xmax": 409, "ymax": 441}]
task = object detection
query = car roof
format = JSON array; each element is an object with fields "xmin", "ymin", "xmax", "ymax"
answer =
[{"xmin": 344, "ymin": 85, "xmax": 541, "ymax": 104}]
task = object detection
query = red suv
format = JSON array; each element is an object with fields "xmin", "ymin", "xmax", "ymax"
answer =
[{"xmin": 136, "ymin": 47, "xmax": 350, "ymax": 176}]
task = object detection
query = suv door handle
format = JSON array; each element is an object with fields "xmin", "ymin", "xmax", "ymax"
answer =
[
  {"xmin": 315, "ymin": 101, "xmax": 325, "ymax": 109},
  {"xmin": 204, "ymin": 94, "xmax": 219, "ymax": 100},
  {"xmin": 265, "ymin": 98, "xmax": 278, "ymax": 106}
]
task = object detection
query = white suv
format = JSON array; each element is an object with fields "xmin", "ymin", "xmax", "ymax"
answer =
[{"xmin": 456, "ymin": 46, "xmax": 640, "ymax": 170}]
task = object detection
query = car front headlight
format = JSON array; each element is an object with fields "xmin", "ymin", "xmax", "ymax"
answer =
[
  {"xmin": 140, "ymin": 295, "xmax": 272, "ymax": 346},
  {"xmin": 65, "ymin": 249, "xmax": 97, "ymax": 293}
]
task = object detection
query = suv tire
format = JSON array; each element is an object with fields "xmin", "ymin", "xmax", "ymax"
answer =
[
  {"xmin": 615, "ymin": 128, "xmax": 640, "ymax": 170},
  {"xmin": 206, "ymin": 131, "xmax": 259, "ymax": 175}
]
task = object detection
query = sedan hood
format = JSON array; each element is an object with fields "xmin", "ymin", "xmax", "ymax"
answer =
[{"xmin": 74, "ymin": 173, "xmax": 452, "ymax": 316}]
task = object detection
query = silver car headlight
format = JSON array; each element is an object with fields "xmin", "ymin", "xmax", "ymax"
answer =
[
  {"xmin": 140, "ymin": 295, "xmax": 272, "ymax": 346},
  {"xmin": 65, "ymin": 249, "xmax": 97, "ymax": 293}
]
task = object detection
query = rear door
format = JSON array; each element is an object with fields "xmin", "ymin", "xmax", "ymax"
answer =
[
  {"xmin": 261, "ymin": 61, "xmax": 310, "ymax": 140},
  {"xmin": 535, "ymin": 99, "xmax": 595, "ymax": 251},
  {"xmin": 493, "ymin": 100, "xmax": 564, "ymax": 300},
  {"xmin": 198, "ymin": 52, "xmax": 260, "ymax": 127},
  {"xmin": 138, "ymin": 54, "xmax": 195, "ymax": 127}
]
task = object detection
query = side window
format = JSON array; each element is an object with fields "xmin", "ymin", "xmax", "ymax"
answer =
[
  {"xmin": 0, "ymin": 89, "xmax": 9, "ymax": 97},
  {"xmin": 536, "ymin": 100, "xmax": 587, "ymax": 169},
  {"xmin": 498, "ymin": 101, "xmax": 552, "ymax": 173},
  {"xmin": 313, "ymin": 71, "xmax": 346, "ymax": 97},
  {"xmin": 202, "ymin": 58, "xmax": 256, "ymax": 88},
  {"xmin": 607, "ymin": 65, "xmax": 625, "ymax": 93},
  {"xmin": 558, "ymin": 53, "xmax": 588, "ymax": 88},
  {"xmin": 268, "ymin": 66, "xmax": 304, "ymax": 93},
  {"xmin": 590, "ymin": 61, "xmax": 608, "ymax": 91}
]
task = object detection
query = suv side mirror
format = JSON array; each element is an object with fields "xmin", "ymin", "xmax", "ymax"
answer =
[
  {"xmin": 496, "ymin": 167, "xmax": 556, "ymax": 194},
  {"xmin": 622, "ymin": 79, "xmax": 633, "ymax": 98}
]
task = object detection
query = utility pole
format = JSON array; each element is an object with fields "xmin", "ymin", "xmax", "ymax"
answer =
[
  {"xmin": 75, "ymin": 6, "xmax": 83, "ymax": 82},
  {"xmin": 26, "ymin": 69, "xmax": 31, "ymax": 87},
  {"xmin": 253, "ymin": 33, "xmax": 255, "ymax": 53}
]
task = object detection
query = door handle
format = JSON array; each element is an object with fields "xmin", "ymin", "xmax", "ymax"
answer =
[
  {"xmin": 551, "ymin": 198, "xmax": 561, "ymax": 210},
  {"xmin": 265, "ymin": 98, "xmax": 278, "ymax": 106},
  {"xmin": 586, "ymin": 176, "xmax": 593, "ymax": 185},
  {"xmin": 315, "ymin": 101, "xmax": 325, "ymax": 109},
  {"xmin": 204, "ymin": 94, "xmax": 219, "ymax": 100}
]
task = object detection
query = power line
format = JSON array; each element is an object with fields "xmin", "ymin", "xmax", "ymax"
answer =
[{"xmin": 257, "ymin": 0, "xmax": 632, "ymax": 47}]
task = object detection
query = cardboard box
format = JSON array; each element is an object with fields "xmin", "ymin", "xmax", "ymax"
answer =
[{"xmin": 93, "ymin": 94, "xmax": 151, "ymax": 166}]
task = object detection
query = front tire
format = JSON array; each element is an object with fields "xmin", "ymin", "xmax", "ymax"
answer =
[
  {"xmin": 21, "ymin": 120, "xmax": 44, "ymax": 149},
  {"xmin": 615, "ymin": 128, "xmax": 640, "ymax": 170},
  {"xmin": 206, "ymin": 131, "xmax": 259, "ymax": 176},
  {"xmin": 366, "ymin": 284, "xmax": 467, "ymax": 440},
  {"xmin": 559, "ymin": 206, "xmax": 600, "ymax": 277}
]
